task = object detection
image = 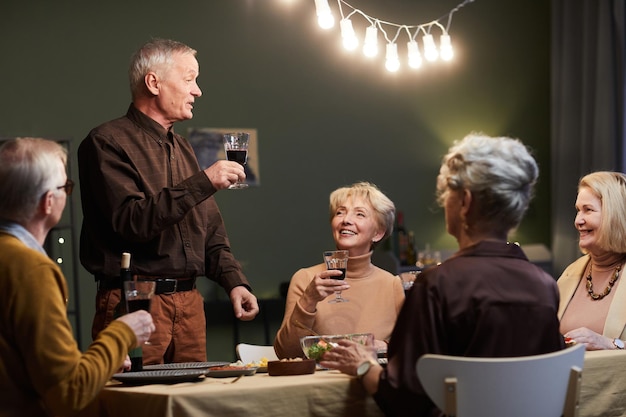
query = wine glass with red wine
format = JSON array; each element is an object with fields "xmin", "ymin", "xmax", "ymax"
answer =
[
  {"xmin": 223, "ymin": 132, "xmax": 250, "ymax": 189},
  {"xmin": 323, "ymin": 250, "xmax": 349, "ymax": 303},
  {"xmin": 124, "ymin": 280, "xmax": 156, "ymax": 344}
]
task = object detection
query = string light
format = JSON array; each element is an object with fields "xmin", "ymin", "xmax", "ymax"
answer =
[
  {"xmin": 313, "ymin": 0, "xmax": 476, "ymax": 72},
  {"xmin": 407, "ymin": 40, "xmax": 422, "ymax": 69},
  {"xmin": 385, "ymin": 43, "xmax": 400, "ymax": 72},
  {"xmin": 340, "ymin": 18, "xmax": 358, "ymax": 50},
  {"xmin": 314, "ymin": 0, "xmax": 335, "ymax": 29},
  {"xmin": 363, "ymin": 25, "xmax": 378, "ymax": 57},
  {"xmin": 422, "ymin": 33, "xmax": 438, "ymax": 62}
]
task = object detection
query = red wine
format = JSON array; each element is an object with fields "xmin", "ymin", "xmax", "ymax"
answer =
[
  {"xmin": 330, "ymin": 268, "xmax": 347, "ymax": 280},
  {"xmin": 127, "ymin": 298, "xmax": 151, "ymax": 313},
  {"xmin": 227, "ymin": 149, "xmax": 247, "ymax": 165}
]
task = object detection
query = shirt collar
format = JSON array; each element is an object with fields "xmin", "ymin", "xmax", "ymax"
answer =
[
  {"xmin": 0, "ymin": 220, "xmax": 47, "ymax": 255},
  {"xmin": 126, "ymin": 103, "xmax": 174, "ymax": 144}
]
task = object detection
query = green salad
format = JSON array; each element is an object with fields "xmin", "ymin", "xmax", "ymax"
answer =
[{"xmin": 306, "ymin": 341, "xmax": 333, "ymax": 361}]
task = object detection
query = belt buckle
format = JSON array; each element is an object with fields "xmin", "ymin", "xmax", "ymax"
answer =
[{"xmin": 157, "ymin": 278, "xmax": 177, "ymax": 295}]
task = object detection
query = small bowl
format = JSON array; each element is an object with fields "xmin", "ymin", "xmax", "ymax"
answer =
[
  {"xmin": 268, "ymin": 359, "xmax": 316, "ymax": 376},
  {"xmin": 300, "ymin": 333, "xmax": 374, "ymax": 362}
]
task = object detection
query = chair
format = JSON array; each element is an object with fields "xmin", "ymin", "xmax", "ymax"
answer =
[
  {"xmin": 236, "ymin": 343, "xmax": 279, "ymax": 364},
  {"xmin": 416, "ymin": 343, "xmax": 585, "ymax": 417}
]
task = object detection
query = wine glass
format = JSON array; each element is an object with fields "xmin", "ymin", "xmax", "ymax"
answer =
[
  {"xmin": 124, "ymin": 280, "xmax": 155, "ymax": 344},
  {"xmin": 123, "ymin": 279, "xmax": 155, "ymax": 372},
  {"xmin": 323, "ymin": 250, "xmax": 349, "ymax": 303},
  {"xmin": 223, "ymin": 132, "xmax": 250, "ymax": 189}
]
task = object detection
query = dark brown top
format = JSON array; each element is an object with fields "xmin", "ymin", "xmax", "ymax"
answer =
[
  {"xmin": 78, "ymin": 104, "xmax": 249, "ymax": 293},
  {"xmin": 374, "ymin": 240, "xmax": 565, "ymax": 417}
]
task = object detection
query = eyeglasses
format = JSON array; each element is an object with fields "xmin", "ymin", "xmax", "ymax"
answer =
[{"xmin": 57, "ymin": 179, "xmax": 74, "ymax": 196}]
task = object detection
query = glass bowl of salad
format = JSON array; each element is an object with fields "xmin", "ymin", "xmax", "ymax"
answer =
[{"xmin": 300, "ymin": 333, "xmax": 374, "ymax": 362}]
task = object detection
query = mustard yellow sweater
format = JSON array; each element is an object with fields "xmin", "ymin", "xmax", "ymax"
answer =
[{"xmin": 0, "ymin": 232, "xmax": 136, "ymax": 417}]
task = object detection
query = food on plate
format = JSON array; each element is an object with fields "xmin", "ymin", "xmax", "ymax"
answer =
[
  {"xmin": 209, "ymin": 365, "xmax": 249, "ymax": 371},
  {"xmin": 245, "ymin": 357, "xmax": 269, "ymax": 368}
]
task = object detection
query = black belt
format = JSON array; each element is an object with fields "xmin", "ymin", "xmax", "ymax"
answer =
[{"xmin": 97, "ymin": 276, "xmax": 196, "ymax": 295}]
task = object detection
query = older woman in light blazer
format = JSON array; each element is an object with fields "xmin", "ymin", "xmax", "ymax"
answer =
[{"xmin": 558, "ymin": 171, "xmax": 626, "ymax": 350}]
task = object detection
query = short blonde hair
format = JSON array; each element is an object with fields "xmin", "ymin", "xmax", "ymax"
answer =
[
  {"xmin": 578, "ymin": 171, "xmax": 626, "ymax": 254},
  {"xmin": 329, "ymin": 182, "xmax": 395, "ymax": 248}
]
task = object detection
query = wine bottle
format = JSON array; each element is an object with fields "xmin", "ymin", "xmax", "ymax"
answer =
[
  {"xmin": 395, "ymin": 211, "xmax": 409, "ymax": 266},
  {"xmin": 113, "ymin": 252, "xmax": 132, "ymax": 317},
  {"xmin": 406, "ymin": 231, "xmax": 417, "ymax": 266}
]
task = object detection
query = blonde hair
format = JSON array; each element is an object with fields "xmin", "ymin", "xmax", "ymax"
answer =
[
  {"xmin": 329, "ymin": 182, "xmax": 395, "ymax": 248},
  {"xmin": 578, "ymin": 171, "xmax": 626, "ymax": 254}
]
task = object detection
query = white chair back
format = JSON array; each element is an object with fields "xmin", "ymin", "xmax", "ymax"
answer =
[
  {"xmin": 416, "ymin": 343, "xmax": 585, "ymax": 417},
  {"xmin": 236, "ymin": 343, "xmax": 279, "ymax": 364}
]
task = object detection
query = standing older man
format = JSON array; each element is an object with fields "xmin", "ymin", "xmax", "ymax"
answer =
[
  {"xmin": 0, "ymin": 137, "xmax": 154, "ymax": 417},
  {"xmin": 78, "ymin": 38, "xmax": 259, "ymax": 365}
]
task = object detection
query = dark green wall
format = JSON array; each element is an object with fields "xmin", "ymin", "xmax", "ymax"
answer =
[{"xmin": 0, "ymin": 0, "xmax": 550, "ymax": 350}]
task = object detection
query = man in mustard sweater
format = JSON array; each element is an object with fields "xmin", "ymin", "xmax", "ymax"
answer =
[{"xmin": 0, "ymin": 137, "xmax": 155, "ymax": 417}]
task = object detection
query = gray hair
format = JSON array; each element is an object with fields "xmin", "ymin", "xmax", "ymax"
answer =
[
  {"xmin": 329, "ymin": 182, "xmax": 396, "ymax": 249},
  {"xmin": 0, "ymin": 138, "xmax": 67, "ymax": 223},
  {"xmin": 436, "ymin": 133, "xmax": 539, "ymax": 234},
  {"xmin": 128, "ymin": 38, "xmax": 197, "ymax": 99},
  {"xmin": 578, "ymin": 171, "xmax": 626, "ymax": 254}
]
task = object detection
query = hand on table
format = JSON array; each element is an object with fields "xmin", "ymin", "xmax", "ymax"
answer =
[{"xmin": 564, "ymin": 327, "xmax": 614, "ymax": 350}]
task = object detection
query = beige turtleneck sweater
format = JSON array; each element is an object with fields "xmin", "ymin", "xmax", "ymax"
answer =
[{"xmin": 273, "ymin": 252, "xmax": 405, "ymax": 359}]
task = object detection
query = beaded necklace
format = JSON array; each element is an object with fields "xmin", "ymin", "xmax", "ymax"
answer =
[{"xmin": 586, "ymin": 263, "xmax": 622, "ymax": 300}]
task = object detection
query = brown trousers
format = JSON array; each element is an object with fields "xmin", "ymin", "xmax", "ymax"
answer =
[{"xmin": 92, "ymin": 288, "xmax": 207, "ymax": 364}]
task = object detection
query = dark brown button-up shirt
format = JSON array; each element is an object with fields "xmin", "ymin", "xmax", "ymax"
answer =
[{"xmin": 78, "ymin": 104, "xmax": 249, "ymax": 293}]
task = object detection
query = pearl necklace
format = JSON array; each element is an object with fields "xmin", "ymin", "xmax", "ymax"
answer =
[{"xmin": 586, "ymin": 263, "xmax": 622, "ymax": 300}]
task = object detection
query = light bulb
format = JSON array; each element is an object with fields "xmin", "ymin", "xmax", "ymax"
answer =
[
  {"xmin": 363, "ymin": 25, "xmax": 378, "ymax": 57},
  {"xmin": 340, "ymin": 18, "xmax": 358, "ymax": 51},
  {"xmin": 407, "ymin": 40, "xmax": 422, "ymax": 69},
  {"xmin": 385, "ymin": 43, "xmax": 400, "ymax": 72},
  {"xmin": 314, "ymin": 0, "xmax": 334, "ymax": 29},
  {"xmin": 422, "ymin": 33, "xmax": 438, "ymax": 61},
  {"xmin": 440, "ymin": 34, "xmax": 454, "ymax": 61}
]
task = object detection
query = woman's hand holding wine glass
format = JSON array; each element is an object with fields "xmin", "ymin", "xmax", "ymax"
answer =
[{"xmin": 324, "ymin": 250, "xmax": 350, "ymax": 303}]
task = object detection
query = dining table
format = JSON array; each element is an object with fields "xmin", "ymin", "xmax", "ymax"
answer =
[
  {"xmin": 80, "ymin": 349, "xmax": 626, "ymax": 417},
  {"xmin": 80, "ymin": 367, "xmax": 384, "ymax": 417},
  {"xmin": 578, "ymin": 349, "xmax": 626, "ymax": 417}
]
